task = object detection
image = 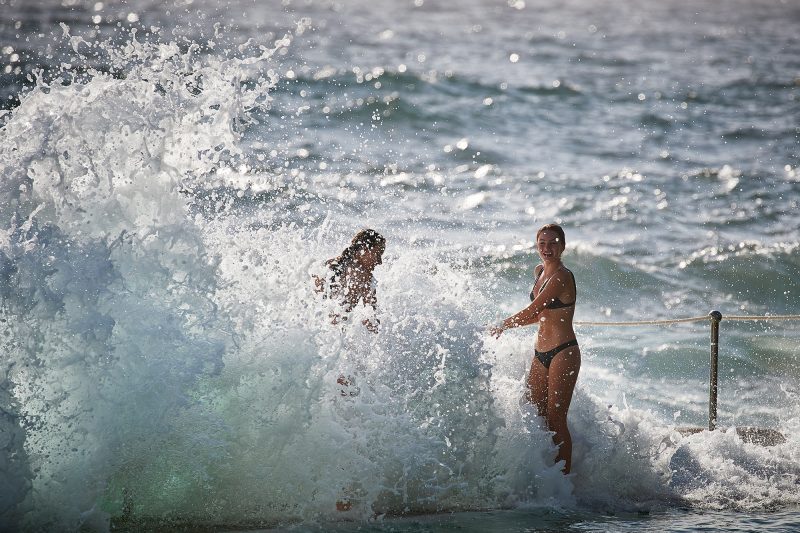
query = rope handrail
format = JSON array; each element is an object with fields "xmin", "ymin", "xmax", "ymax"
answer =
[
  {"xmin": 575, "ymin": 313, "xmax": 800, "ymax": 327},
  {"xmin": 724, "ymin": 314, "xmax": 800, "ymax": 321},
  {"xmin": 575, "ymin": 315, "xmax": 708, "ymax": 326},
  {"xmin": 570, "ymin": 309, "xmax": 798, "ymax": 436}
]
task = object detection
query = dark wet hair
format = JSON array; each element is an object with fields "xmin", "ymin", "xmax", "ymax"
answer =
[
  {"xmin": 327, "ymin": 229, "xmax": 386, "ymax": 278},
  {"xmin": 536, "ymin": 223, "xmax": 566, "ymax": 248}
]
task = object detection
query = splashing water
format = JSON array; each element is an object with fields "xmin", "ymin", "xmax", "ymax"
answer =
[
  {"xmin": 0, "ymin": 27, "xmax": 563, "ymax": 530},
  {"xmin": 1, "ymin": 20, "xmax": 799, "ymax": 532}
]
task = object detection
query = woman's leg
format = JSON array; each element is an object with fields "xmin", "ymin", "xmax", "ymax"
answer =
[
  {"xmin": 527, "ymin": 356, "xmax": 549, "ymax": 418},
  {"xmin": 546, "ymin": 348, "xmax": 581, "ymax": 473}
]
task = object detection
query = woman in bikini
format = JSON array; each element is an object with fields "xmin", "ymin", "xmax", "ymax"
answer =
[
  {"xmin": 490, "ymin": 223, "xmax": 580, "ymax": 474},
  {"xmin": 314, "ymin": 228, "xmax": 386, "ymax": 333},
  {"xmin": 313, "ymin": 229, "xmax": 385, "ymax": 511},
  {"xmin": 314, "ymin": 228, "xmax": 385, "ymax": 395}
]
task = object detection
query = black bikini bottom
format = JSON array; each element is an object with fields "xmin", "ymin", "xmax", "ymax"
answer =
[{"xmin": 535, "ymin": 339, "xmax": 579, "ymax": 369}]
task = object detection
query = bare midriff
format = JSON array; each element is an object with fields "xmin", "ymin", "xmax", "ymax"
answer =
[{"xmin": 536, "ymin": 302, "xmax": 577, "ymax": 352}]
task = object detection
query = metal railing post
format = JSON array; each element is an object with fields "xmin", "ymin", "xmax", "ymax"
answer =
[{"xmin": 708, "ymin": 310, "xmax": 722, "ymax": 431}]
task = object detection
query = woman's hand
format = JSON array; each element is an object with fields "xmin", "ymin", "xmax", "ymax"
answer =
[
  {"xmin": 489, "ymin": 325, "xmax": 505, "ymax": 338},
  {"xmin": 363, "ymin": 318, "xmax": 379, "ymax": 333}
]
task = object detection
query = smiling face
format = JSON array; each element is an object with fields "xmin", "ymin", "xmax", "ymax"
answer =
[{"xmin": 537, "ymin": 229, "xmax": 565, "ymax": 264}]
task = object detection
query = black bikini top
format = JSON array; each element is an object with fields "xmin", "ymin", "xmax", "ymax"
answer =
[{"xmin": 530, "ymin": 266, "xmax": 576, "ymax": 309}]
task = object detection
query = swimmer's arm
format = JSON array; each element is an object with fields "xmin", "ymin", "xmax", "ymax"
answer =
[
  {"xmin": 505, "ymin": 264, "xmax": 546, "ymax": 327},
  {"xmin": 491, "ymin": 272, "xmax": 568, "ymax": 338},
  {"xmin": 312, "ymin": 274, "xmax": 325, "ymax": 293},
  {"xmin": 362, "ymin": 285, "xmax": 379, "ymax": 332},
  {"xmin": 490, "ymin": 303, "xmax": 542, "ymax": 338},
  {"xmin": 366, "ymin": 284, "xmax": 378, "ymax": 310}
]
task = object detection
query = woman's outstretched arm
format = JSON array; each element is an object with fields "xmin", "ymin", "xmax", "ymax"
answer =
[
  {"xmin": 490, "ymin": 302, "xmax": 540, "ymax": 338},
  {"xmin": 490, "ymin": 269, "xmax": 570, "ymax": 337}
]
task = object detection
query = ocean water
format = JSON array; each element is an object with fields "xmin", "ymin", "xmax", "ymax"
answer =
[{"xmin": 1, "ymin": 0, "xmax": 799, "ymax": 531}]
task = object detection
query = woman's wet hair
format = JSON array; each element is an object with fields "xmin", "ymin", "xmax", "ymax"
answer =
[
  {"xmin": 536, "ymin": 223, "xmax": 566, "ymax": 247},
  {"xmin": 327, "ymin": 229, "xmax": 386, "ymax": 277}
]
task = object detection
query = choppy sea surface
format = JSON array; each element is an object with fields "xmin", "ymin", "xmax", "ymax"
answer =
[{"xmin": 1, "ymin": 0, "xmax": 799, "ymax": 531}]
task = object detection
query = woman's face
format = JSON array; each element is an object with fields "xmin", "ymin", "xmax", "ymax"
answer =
[
  {"xmin": 537, "ymin": 230, "xmax": 564, "ymax": 264},
  {"xmin": 357, "ymin": 244, "xmax": 385, "ymax": 271}
]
